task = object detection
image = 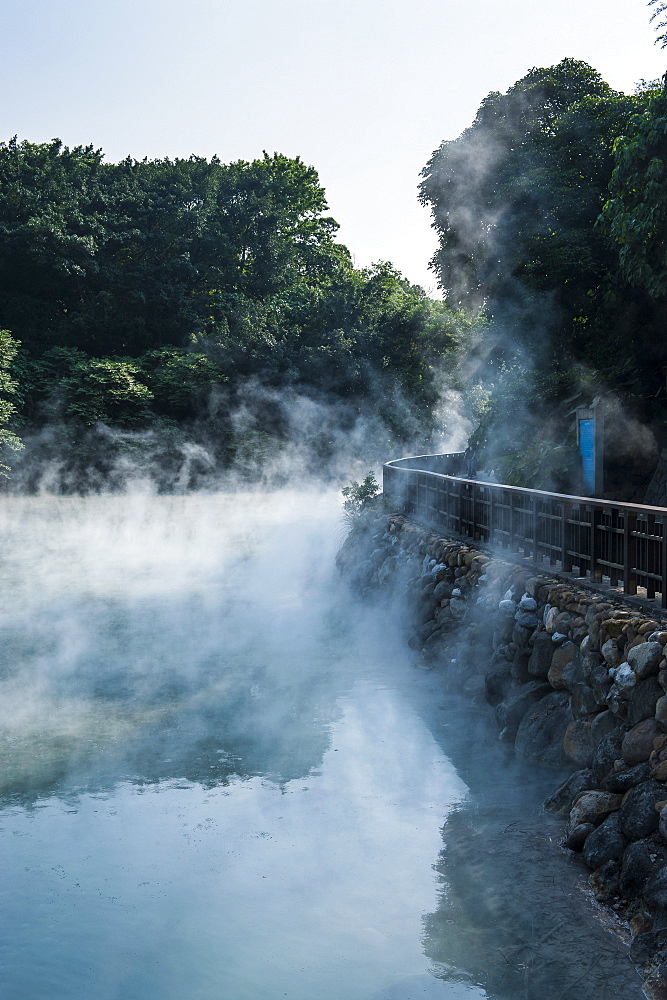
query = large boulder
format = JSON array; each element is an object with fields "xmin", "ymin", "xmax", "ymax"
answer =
[
  {"xmin": 590, "ymin": 709, "xmax": 620, "ymax": 745},
  {"xmin": 592, "ymin": 728, "xmax": 625, "ymax": 781},
  {"xmin": 565, "ymin": 822, "xmax": 595, "ymax": 851},
  {"xmin": 642, "ymin": 866, "xmax": 667, "ymax": 919},
  {"xmin": 484, "ymin": 660, "xmax": 513, "ymax": 706},
  {"xmin": 548, "ymin": 642, "xmax": 578, "ymax": 690},
  {"xmin": 510, "ymin": 648, "xmax": 532, "ymax": 683},
  {"xmin": 602, "ymin": 763, "xmax": 651, "ymax": 793},
  {"xmin": 601, "ymin": 638, "xmax": 622, "ymax": 669},
  {"xmin": 564, "ymin": 718, "xmax": 596, "ymax": 768},
  {"xmin": 582, "ymin": 812, "xmax": 627, "ymax": 869},
  {"xmin": 495, "ymin": 681, "xmax": 551, "ymax": 731},
  {"xmin": 589, "ymin": 661, "xmax": 614, "ymax": 704},
  {"xmin": 618, "ymin": 780, "xmax": 667, "ymax": 840},
  {"xmin": 568, "ymin": 790, "xmax": 622, "ymax": 831},
  {"xmin": 627, "ymin": 641, "xmax": 664, "ymax": 679},
  {"xmin": 627, "ymin": 676, "xmax": 664, "ymax": 726},
  {"xmin": 630, "ymin": 927, "xmax": 667, "ymax": 966},
  {"xmin": 527, "ymin": 630, "xmax": 554, "ymax": 679},
  {"xmin": 514, "ymin": 691, "xmax": 572, "ymax": 767},
  {"xmin": 433, "ymin": 579, "xmax": 454, "ymax": 601},
  {"xmin": 581, "ymin": 649, "xmax": 604, "ymax": 681},
  {"xmin": 570, "ymin": 681, "xmax": 606, "ymax": 717},
  {"xmin": 620, "ymin": 840, "xmax": 667, "ymax": 899},
  {"xmin": 622, "ymin": 719, "xmax": 663, "ymax": 765}
]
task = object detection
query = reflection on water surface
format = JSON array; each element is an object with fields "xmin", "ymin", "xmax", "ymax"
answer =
[{"xmin": 0, "ymin": 493, "xmax": 644, "ymax": 999}]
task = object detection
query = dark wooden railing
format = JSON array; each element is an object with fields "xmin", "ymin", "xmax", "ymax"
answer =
[{"xmin": 383, "ymin": 453, "xmax": 667, "ymax": 608}]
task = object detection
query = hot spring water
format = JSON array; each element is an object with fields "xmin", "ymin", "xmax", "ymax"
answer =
[{"xmin": 0, "ymin": 493, "xmax": 644, "ymax": 999}]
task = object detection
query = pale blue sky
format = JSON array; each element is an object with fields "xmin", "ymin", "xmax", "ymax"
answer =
[{"xmin": 2, "ymin": 0, "xmax": 665, "ymax": 293}]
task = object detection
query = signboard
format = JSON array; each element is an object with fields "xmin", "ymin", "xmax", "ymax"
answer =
[
  {"xmin": 576, "ymin": 406, "xmax": 603, "ymax": 496},
  {"xmin": 579, "ymin": 417, "xmax": 595, "ymax": 493}
]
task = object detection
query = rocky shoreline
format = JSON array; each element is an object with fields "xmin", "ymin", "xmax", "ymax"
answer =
[{"xmin": 337, "ymin": 505, "xmax": 667, "ymax": 997}]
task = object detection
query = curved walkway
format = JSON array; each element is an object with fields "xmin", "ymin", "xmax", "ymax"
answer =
[{"xmin": 383, "ymin": 452, "xmax": 667, "ymax": 610}]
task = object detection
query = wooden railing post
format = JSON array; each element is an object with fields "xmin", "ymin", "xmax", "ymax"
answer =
[
  {"xmin": 455, "ymin": 478, "xmax": 461, "ymax": 534},
  {"xmin": 560, "ymin": 503, "xmax": 572, "ymax": 573},
  {"xmin": 473, "ymin": 481, "xmax": 479, "ymax": 540},
  {"xmin": 383, "ymin": 455, "xmax": 667, "ymax": 601},
  {"xmin": 623, "ymin": 512, "xmax": 638, "ymax": 596},
  {"xmin": 489, "ymin": 487, "xmax": 495, "ymax": 546},
  {"xmin": 591, "ymin": 505, "xmax": 603, "ymax": 582}
]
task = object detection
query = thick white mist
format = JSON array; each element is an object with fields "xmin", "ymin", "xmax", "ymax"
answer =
[{"xmin": 0, "ymin": 489, "xmax": 479, "ymax": 1000}]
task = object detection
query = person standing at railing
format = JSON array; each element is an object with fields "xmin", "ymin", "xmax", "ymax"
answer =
[{"xmin": 464, "ymin": 445, "xmax": 477, "ymax": 479}]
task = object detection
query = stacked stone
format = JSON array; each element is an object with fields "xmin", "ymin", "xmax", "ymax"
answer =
[
  {"xmin": 337, "ymin": 508, "xmax": 667, "ymax": 983},
  {"xmin": 445, "ymin": 551, "xmax": 667, "ymax": 982},
  {"xmin": 397, "ymin": 520, "xmax": 491, "ymax": 650}
]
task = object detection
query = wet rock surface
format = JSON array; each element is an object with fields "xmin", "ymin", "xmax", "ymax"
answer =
[{"xmin": 424, "ymin": 801, "xmax": 644, "ymax": 1000}]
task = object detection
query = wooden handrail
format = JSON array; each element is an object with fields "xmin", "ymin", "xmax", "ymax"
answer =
[{"xmin": 383, "ymin": 453, "xmax": 667, "ymax": 607}]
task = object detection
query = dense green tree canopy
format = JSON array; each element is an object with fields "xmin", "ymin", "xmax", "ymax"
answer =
[
  {"xmin": 600, "ymin": 76, "xmax": 667, "ymax": 301},
  {"xmin": 0, "ymin": 139, "xmax": 473, "ymax": 486},
  {"xmin": 0, "ymin": 330, "xmax": 23, "ymax": 474},
  {"xmin": 420, "ymin": 59, "xmax": 667, "ymax": 488},
  {"xmin": 419, "ymin": 60, "xmax": 641, "ymax": 329},
  {"xmin": 0, "ymin": 142, "xmax": 349, "ymax": 357}
]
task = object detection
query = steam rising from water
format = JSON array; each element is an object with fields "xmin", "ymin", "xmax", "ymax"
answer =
[
  {"xmin": 3, "ymin": 378, "xmax": 472, "ymax": 495},
  {"xmin": 0, "ymin": 491, "xmax": 644, "ymax": 999},
  {"xmin": 0, "ymin": 490, "xmax": 482, "ymax": 1000}
]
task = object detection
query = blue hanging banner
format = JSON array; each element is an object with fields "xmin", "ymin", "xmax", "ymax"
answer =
[{"xmin": 579, "ymin": 417, "xmax": 595, "ymax": 494}]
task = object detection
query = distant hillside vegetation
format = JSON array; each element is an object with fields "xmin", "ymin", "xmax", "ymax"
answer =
[{"xmin": 0, "ymin": 144, "xmax": 473, "ymax": 489}]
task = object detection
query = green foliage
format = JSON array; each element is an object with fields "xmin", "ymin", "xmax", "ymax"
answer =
[
  {"xmin": 649, "ymin": 0, "xmax": 667, "ymax": 47},
  {"xmin": 420, "ymin": 60, "xmax": 622, "ymax": 313},
  {"xmin": 0, "ymin": 142, "xmax": 348, "ymax": 357},
  {"xmin": 65, "ymin": 358, "xmax": 153, "ymax": 425},
  {"xmin": 0, "ymin": 135, "xmax": 483, "ymax": 491},
  {"xmin": 420, "ymin": 57, "xmax": 667, "ymax": 471},
  {"xmin": 599, "ymin": 77, "xmax": 667, "ymax": 300},
  {"xmin": 419, "ymin": 59, "xmax": 644, "ymax": 331},
  {"xmin": 341, "ymin": 473, "xmax": 382, "ymax": 521},
  {"xmin": 0, "ymin": 330, "xmax": 23, "ymax": 474},
  {"xmin": 0, "ymin": 137, "xmax": 471, "ymax": 458},
  {"xmin": 492, "ymin": 440, "xmax": 579, "ymax": 491},
  {"xmin": 138, "ymin": 349, "xmax": 223, "ymax": 420}
]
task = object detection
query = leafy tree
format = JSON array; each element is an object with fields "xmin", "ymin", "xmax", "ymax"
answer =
[
  {"xmin": 419, "ymin": 59, "xmax": 667, "ymax": 486},
  {"xmin": 419, "ymin": 59, "xmax": 643, "ymax": 337},
  {"xmin": 599, "ymin": 76, "xmax": 667, "ymax": 300},
  {"xmin": 341, "ymin": 473, "xmax": 382, "ymax": 522},
  {"xmin": 138, "ymin": 348, "xmax": 223, "ymax": 420},
  {"xmin": 649, "ymin": 0, "xmax": 667, "ymax": 47},
  {"xmin": 0, "ymin": 136, "xmax": 474, "ymax": 484},
  {"xmin": 0, "ymin": 330, "xmax": 23, "ymax": 474},
  {"xmin": 64, "ymin": 359, "xmax": 153, "ymax": 425}
]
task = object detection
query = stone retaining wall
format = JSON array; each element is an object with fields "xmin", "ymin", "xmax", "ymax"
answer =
[{"xmin": 337, "ymin": 507, "xmax": 667, "ymax": 995}]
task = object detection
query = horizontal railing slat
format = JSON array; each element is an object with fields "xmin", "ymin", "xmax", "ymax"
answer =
[{"xmin": 383, "ymin": 453, "xmax": 667, "ymax": 608}]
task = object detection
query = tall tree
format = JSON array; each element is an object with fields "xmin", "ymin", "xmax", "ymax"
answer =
[
  {"xmin": 600, "ymin": 76, "xmax": 667, "ymax": 301},
  {"xmin": 0, "ymin": 330, "xmax": 23, "ymax": 474},
  {"xmin": 648, "ymin": 0, "xmax": 667, "ymax": 47}
]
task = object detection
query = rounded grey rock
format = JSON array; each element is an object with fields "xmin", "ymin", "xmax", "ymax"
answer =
[
  {"xmin": 515, "ymin": 611, "xmax": 538, "ymax": 628},
  {"xmin": 582, "ymin": 812, "xmax": 627, "ymax": 869}
]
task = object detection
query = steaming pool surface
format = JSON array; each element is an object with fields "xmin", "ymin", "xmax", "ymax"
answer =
[{"xmin": 0, "ymin": 493, "xmax": 645, "ymax": 999}]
